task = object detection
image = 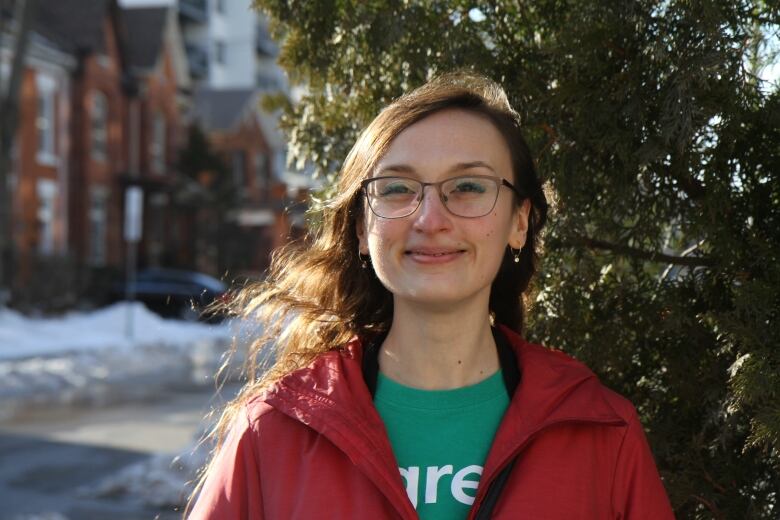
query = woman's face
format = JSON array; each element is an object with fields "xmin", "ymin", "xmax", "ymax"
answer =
[{"xmin": 356, "ymin": 108, "xmax": 530, "ymax": 310}]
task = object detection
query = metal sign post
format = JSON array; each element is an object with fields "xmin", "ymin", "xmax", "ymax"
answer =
[{"xmin": 124, "ymin": 187, "xmax": 143, "ymax": 341}]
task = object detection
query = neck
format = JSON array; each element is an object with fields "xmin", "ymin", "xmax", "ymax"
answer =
[{"xmin": 378, "ymin": 296, "xmax": 499, "ymax": 390}]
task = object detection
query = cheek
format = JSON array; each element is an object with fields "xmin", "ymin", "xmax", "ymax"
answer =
[{"xmin": 365, "ymin": 220, "xmax": 403, "ymax": 256}]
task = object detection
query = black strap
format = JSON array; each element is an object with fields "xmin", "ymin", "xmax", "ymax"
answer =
[
  {"xmin": 362, "ymin": 332, "xmax": 384, "ymax": 398},
  {"xmin": 476, "ymin": 327, "xmax": 519, "ymax": 519},
  {"xmin": 493, "ymin": 326, "xmax": 520, "ymax": 397},
  {"xmin": 362, "ymin": 327, "xmax": 520, "ymax": 518}
]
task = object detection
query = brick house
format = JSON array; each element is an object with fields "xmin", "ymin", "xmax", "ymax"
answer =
[
  {"xmin": 1, "ymin": 18, "xmax": 76, "ymax": 305},
  {"xmin": 2, "ymin": 0, "xmax": 307, "ymax": 309},
  {"xmin": 4, "ymin": 0, "xmax": 191, "ymax": 303},
  {"xmin": 192, "ymin": 87, "xmax": 306, "ymax": 276},
  {"xmin": 1, "ymin": 0, "xmax": 131, "ymax": 304},
  {"xmin": 121, "ymin": 6, "xmax": 191, "ymax": 270}
]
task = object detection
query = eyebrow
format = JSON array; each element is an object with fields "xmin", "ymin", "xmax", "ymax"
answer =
[{"xmin": 374, "ymin": 160, "xmax": 497, "ymax": 177}]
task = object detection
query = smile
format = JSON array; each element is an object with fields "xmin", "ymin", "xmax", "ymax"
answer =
[{"xmin": 404, "ymin": 249, "xmax": 466, "ymax": 263}]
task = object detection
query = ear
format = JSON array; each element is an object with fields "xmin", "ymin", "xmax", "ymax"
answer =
[
  {"xmin": 356, "ymin": 215, "xmax": 369, "ymax": 255},
  {"xmin": 509, "ymin": 199, "xmax": 531, "ymax": 249}
]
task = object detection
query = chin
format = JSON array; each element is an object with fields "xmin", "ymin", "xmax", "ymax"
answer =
[{"xmin": 395, "ymin": 284, "xmax": 485, "ymax": 309}]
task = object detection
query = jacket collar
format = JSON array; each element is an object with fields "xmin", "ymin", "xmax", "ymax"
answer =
[
  {"xmin": 263, "ymin": 326, "xmax": 625, "ymax": 517},
  {"xmin": 478, "ymin": 326, "xmax": 626, "ymax": 485},
  {"xmin": 263, "ymin": 341, "xmax": 417, "ymax": 518}
]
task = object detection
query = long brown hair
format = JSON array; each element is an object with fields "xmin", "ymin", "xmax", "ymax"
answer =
[{"xmin": 187, "ymin": 72, "xmax": 548, "ymax": 512}]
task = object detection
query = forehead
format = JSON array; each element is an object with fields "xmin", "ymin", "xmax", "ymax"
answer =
[{"xmin": 375, "ymin": 108, "xmax": 513, "ymax": 180}]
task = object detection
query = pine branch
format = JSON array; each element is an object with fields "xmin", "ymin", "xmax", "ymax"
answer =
[{"xmin": 564, "ymin": 235, "xmax": 715, "ymax": 267}]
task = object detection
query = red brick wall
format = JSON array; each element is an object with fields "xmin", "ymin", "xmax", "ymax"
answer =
[
  {"xmin": 138, "ymin": 48, "xmax": 180, "ymax": 178},
  {"xmin": 68, "ymin": 16, "xmax": 126, "ymax": 270},
  {"xmin": 133, "ymin": 45, "xmax": 187, "ymax": 268},
  {"xmin": 210, "ymin": 113, "xmax": 273, "ymax": 203},
  {"xmin": 13, "ymin": 67, "xmax": 67, "ymax": 284}
]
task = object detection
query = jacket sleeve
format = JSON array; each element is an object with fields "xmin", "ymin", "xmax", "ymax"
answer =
[
  {"xmin": 188, "ymin": 409, "xmax": 264, "ymax": 520},
  {"xmin": 611, "ymin": 409, "xmax": 675, "ymax": 519}
]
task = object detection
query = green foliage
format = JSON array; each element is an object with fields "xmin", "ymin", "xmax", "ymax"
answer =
[{"xmin": 255, "ymin": 0, "xmax": 780, "ymax": 516}]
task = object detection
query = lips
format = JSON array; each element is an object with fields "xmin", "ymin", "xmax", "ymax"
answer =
[{"xmin": 404, "ymin": 247, "xmax": 466, "ymax": 264}]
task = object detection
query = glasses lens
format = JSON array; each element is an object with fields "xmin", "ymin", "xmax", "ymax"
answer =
[
  {"xmin": 366, "ymin": 177, "xmax": 421, "ymax": 218},
  {"xmin": 441, "ymin": 176, "xmax": 499, "ymax": 217}
]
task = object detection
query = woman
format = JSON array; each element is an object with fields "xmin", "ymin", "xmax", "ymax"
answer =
[{"xmin": 188, "ymin": 74, "xmax": 674, "ymax": 519}]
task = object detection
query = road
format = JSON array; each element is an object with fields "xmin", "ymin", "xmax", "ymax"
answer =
[{"xmin": 0, "ymin": 384, "xmax": 238, "ymax": 520}]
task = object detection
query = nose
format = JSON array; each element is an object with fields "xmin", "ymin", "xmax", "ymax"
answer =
[{"xmin": 412, "ymin": 185, "xmax": 452, "ymax": 233}]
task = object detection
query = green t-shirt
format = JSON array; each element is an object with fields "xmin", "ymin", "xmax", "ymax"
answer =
[{"xmin": 374, "ymin": 370, "xmax": 510, "ymax": 519}]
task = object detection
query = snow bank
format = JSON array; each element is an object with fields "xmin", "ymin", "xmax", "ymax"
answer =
[
  {"xmin": 82, "ymin": 434, "xmax": 211, "ymax": 510},
  {"xmin": 0, "ymin": 302, "xmax": 257, "ymax": 420},
  {"xmin": 0, "ymin": 302, "xmax": 227, "ymax": 360}
]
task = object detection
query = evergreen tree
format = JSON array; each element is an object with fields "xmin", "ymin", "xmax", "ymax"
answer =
[{"xmin": 255, "ymin": 1, "xmax": 780, "ymax": 517}]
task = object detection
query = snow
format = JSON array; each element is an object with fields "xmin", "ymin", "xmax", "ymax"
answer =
[
  {"xmin": 0, "ymin": 301, "xmax": 227, "ymax": 360},
  {"xmin": 0, "ymin": 302, "xmax": 239, "ymax": 420},
  {"xmin": 0, "ymin": 302, "xmax": 267, "ymax": 513},
  {"xmin": 81, "ymin": 432, "xmax": 212, "ymax": 510}
]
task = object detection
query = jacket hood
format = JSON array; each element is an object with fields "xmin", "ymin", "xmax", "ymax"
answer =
[{"xmin": 262, "ymin": 326, "xmax": 626, "ymax": 517}]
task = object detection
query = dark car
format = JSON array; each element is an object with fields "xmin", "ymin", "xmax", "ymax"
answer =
[{"xmin": 111, "ymin": 268, "xmax": 230, "ymax": 321}]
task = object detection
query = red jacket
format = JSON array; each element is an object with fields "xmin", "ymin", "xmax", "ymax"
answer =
[{"xmin": 190, "ymin": 327, "xmax": 675, "ymax": 519}]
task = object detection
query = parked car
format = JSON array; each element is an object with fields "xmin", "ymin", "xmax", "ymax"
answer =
[{"xmin": 111, "ymin": 268, "xmax": 230, "ymax": 321}]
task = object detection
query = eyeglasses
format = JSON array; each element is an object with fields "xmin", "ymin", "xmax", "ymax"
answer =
[{"xmin": 361, "ymin": 175, "xmax": 523, "ymax": 219}]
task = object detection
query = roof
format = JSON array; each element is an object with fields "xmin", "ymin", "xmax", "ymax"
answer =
[
  {"xmin": 34, "ymin": 0, "xmax": 113, "ymax": 54},
  {"xmin": 122, "ymin": 6, "xmax": 168, "ymax": 71},
  {"xmin": 192, "ymin": 88, "xmax": 258, "ymax": 131}
]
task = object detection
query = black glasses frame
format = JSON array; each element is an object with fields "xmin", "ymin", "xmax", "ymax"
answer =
[{"xmin": 360, "ymin": 175, "xmax": 524, "ymax": 219}]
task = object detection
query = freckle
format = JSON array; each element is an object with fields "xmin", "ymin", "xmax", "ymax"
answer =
[{"xmin": 457, "ymin": 360, "xmax": 462, "ymax": 364}]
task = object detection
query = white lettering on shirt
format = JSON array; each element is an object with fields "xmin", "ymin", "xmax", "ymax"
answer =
[
  {"xmin": 451, "ymin": 465, "xmax": 483, "ymax": 505},
  {"xmin": 399, "ymin": 464, "xmax": 483, "ymax": 508},
  {"xmin": 399, "ymin": 466, "xmax": 420, "ymax": 508},
  {"xmin": 425, "ymin": 465, "xmax": 454, "ymax": 504}
]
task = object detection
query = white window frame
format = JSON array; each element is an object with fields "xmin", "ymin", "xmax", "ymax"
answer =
[
  {"xmin": 88, "ymin": 186, "xmax": 109, "ymax": 266},
  {"xmin": 91, "ymin": 90, "xmax": 108, "ymax": 162},
  {"xmin": 36, "ymin": 179, "xmax": 57, "ymax": 255},
  {"xmin": 36, "ymin": 72, "xmax": 57, "ymax": 165},
  {"xmin": 0, "ymin": 61, "xmax": 9, "ymax": 98},
  {"xmin": 151, "ymin": 113, "xmax": 166, "ymax": 174}
]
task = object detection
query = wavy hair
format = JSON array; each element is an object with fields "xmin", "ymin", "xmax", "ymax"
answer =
[{"xmin": 187, "ymin": 72, "xmax": 548, "ymax": 513}]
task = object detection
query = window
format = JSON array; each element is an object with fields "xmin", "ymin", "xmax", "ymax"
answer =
[
  {"xmin": 91, "ymin": 91, "xmax": 108, "ymax": 162},
  {"xmin": 36, "ymin": 179, "xmax": 57, "ymax": 255},
  {"xmin": 215, "ymin": 40, "xmax": 226, "ymax": 65},
  {"xmin": 254, "ymin": 152, "xmax": 268, "ymax": 189},
  {"xmin": 232, "ymin": 151, "xmax": 245, "ymax": 188},
  {"xmin": 0, "ymin": 62, "xmax": 9, "ymax": 97},
  {"xmin": 36, "ymin": 73, "xmax": 56, "ymax": 164},
  {"xmin": 128, "ymin": 100, "xmax": 140, "ymax": 175},
  {"xmin": 151, "ymin": 113, "xmax": 166, "ymax": 173},
  {"xmin": 89, "ymin": 186, "xmax": 108, "ymax": 266}
]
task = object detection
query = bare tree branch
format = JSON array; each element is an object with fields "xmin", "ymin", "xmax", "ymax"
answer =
[{"xmin": 563, "ymin": 235, "xmax": 715, "ymax": 267}]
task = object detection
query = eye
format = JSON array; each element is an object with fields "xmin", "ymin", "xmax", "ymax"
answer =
[
  {"xmin": 377, "ymin": 179, "xmax": 418, "ymax": 197},
  {"xmin": 451, "ymin": 178, "xmax": 488, "ymax": 194}
]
